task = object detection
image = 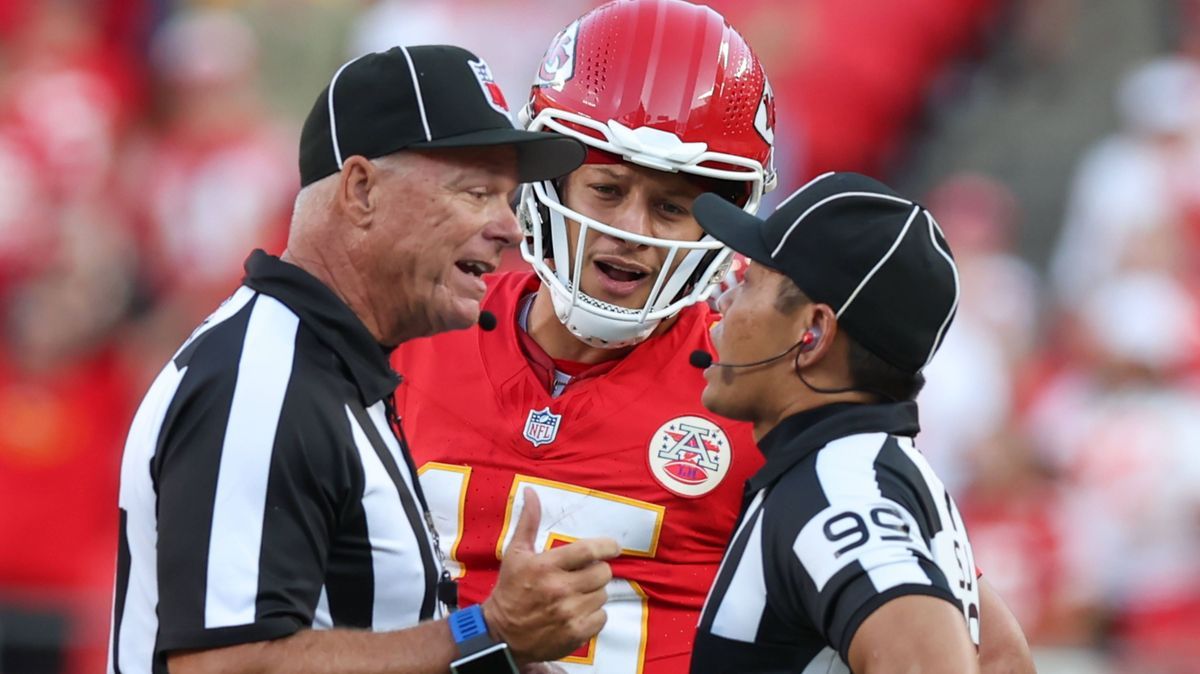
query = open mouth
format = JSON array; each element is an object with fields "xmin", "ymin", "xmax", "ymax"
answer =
[
  {"xmin": 455, "ymin": 259, "xmax": 495, "ymax": 278},
  {"xmin": 595, "ymin": 260, "xmax": 650, "ymax": 284}
]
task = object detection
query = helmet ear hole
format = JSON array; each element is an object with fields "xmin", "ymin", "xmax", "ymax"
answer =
[
  {"xmin": 540, "ymin": 179, "xmax": 564, "ymax": 258},
  {"xmin": 674, "ymin": 248, "xmax": 721, "ymax": 304},
  {"xmin": 518, "ymin": 181, "xmax": 561, "ymax": 260}
]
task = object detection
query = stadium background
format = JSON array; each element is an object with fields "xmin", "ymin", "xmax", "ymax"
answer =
[{"xmin": 1, "ymin": 0, "xmax": 1198, "ymax": 672}]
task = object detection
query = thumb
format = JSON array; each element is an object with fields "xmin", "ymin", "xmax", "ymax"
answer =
[{"xmin": 507, "ymin": 487, "xmax": 542, "ymax": 554}]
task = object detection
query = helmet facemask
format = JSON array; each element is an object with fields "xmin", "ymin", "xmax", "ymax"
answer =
[{"xmin": 518, "ymin": 107, "xmax": 761, "ymax": 349}]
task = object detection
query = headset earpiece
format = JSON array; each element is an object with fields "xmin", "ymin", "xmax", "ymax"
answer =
[{"xmin": 799, "ymin": 327, "xmax": 822, "ymax": 353}]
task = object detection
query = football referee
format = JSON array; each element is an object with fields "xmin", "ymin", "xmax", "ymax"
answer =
[
  {"xmin": 687, "ymin": 173, "xmax": 1030, "ymax": 673},
  {"xmin": 109, "ymin": 46, "xmax": 620, "ymax": 674}
]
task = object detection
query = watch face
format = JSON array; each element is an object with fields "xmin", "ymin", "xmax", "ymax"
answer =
[{"xmin": 450, "ymin": 642, "xmax": 517, "ymax": 674}]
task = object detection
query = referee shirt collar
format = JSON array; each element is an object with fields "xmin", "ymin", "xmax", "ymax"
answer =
[
  {"xmin": 747, "ymin": 401, "xmax": 920, "ymax": 493},
  {"xmin": 242, "ymin": 249, "xmax": 400, "ymax": 405}
]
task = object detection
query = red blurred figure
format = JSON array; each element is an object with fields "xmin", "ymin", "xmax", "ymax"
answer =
[
  {"xmin": 0, "ymin": 208, "xmax": 141, "ymax": 673},
  {"xmin": 121, "ymin": 8, "xmax": 295, "ymax": 322},
  {"xmin": 0, "ymin": 1, "xmax": 140, "ymax": 292}
]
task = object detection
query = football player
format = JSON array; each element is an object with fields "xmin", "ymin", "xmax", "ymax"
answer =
[{"xmin": 392, "ymin": 1, "xmax": 772, "ymax": 671}]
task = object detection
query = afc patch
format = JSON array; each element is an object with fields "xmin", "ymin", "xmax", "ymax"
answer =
[
  {"xmin": 647, "ymin": 416, "xmax": 732, "ymax": 498},
  {"xmin": 523, "ymin": 407, "xmax": 562, "ymax": 447}
]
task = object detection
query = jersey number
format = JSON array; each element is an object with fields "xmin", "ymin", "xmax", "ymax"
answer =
[{"xmin": 419, "ymin": 465, "xmax": 665, "ymax": 674}]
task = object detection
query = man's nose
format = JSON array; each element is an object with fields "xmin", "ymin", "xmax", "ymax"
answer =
[
  {"xmin": 716, "ymin": 286, "xmax": 737, "ymax": 314},
  {"xmin": 485, "ymin": 203, "xmax": 522, "ymax": 247},
  {"xmin": 606, "ymin": 202, "xmax": 653, "ymax": 243}
]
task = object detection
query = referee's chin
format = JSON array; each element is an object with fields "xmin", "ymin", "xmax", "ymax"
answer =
[
  {"xmin": 701, "ymin": 377, "xmax": 753, "ymax": 424},
  {"xmin": 439, "ymin": 295, "xmax": 483, "ymax": 334}
]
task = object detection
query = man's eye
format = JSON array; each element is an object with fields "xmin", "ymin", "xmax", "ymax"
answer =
[
  {"xmin": 591, "ymin": 184, "xmax": 619, "ymax": 196},
  {"xmin": 659, "ymin": 201, "xmax": 687, "ymax": 217}
]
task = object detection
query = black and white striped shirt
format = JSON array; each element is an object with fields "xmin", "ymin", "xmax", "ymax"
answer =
[
  {"xmin": 108, "ymin": 250, "xmax": 442, "ymax": 674},
  {"xmin": 691, "ymin": 402, "xmax": 980, "ymax": 673}
]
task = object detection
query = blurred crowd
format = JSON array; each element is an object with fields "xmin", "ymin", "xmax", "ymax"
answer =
[
  {"xmin": 925, "ymin": 50, "xmax": 1200, "ymax": 672},
  {"xmin": 0, "ymin": 1, "xmax": 1197, "ymax": 673}
]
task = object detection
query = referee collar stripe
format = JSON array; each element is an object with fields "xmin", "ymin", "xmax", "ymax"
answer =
[{"xmin": 747, "ymin": 402, "xmax": 920, "ymax": 493}]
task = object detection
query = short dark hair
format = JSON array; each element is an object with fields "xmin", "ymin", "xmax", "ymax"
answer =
[
  {"xmin": 846, "ymin": 337, "xmax": 926, "ymax": 402},
  {"xmin": 776, "ymin": 277, "xmax": 925, "ymax": 402},
  {"xmin": 774, "ymin": 276, "xmax": 811, "ymax": 314}
]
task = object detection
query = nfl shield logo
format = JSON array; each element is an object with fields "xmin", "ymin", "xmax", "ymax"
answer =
[{"xmin": 523, "ymin": 407, "xmax": 562, "ymax": 447}]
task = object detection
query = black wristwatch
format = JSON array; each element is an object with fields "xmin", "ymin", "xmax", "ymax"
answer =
[{"xmin": 448, "ymin": 604, "xmax": 517, "ymax": 673}]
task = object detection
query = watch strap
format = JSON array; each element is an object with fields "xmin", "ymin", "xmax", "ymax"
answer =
[{"xmin": 449, "ymin": 604, "xmax": 496, "ymax": 656}]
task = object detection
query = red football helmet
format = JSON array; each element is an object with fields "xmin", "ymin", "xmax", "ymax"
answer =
[{"xmin": 518, "ymin": 0, "xmax": 777, "ymax": 348}]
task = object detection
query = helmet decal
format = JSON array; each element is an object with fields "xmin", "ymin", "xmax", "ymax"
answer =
[
  {"xmin": 535, "ymin": 20, "xmax": 580, "ymax": 91},
  {"xmin": 468, "ymin": 58, "xmax": 511, "ymax": 117},
  {"xmin": 754, "ymin": 74, "xmax": 775, "ymax": 146}
]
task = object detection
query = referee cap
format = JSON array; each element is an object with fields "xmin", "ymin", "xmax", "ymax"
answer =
[
  {"xmin": 300, "ymin": 45, "xmax": 586, "ymax": 186},
  {"xmin": 694, "ymin": 172, "xmax": 960, "ymax": 375}
]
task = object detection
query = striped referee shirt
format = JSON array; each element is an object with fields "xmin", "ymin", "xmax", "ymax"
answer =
[
  {"xmin": 109, "ymin": 250, "xmax": 442, "ymax": 674},
  {"xmin": 691, "ymin": 402, "xmax": 980, "ymax": 673}
]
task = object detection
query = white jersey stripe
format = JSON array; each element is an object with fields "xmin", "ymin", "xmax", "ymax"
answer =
[
  {"xmin": 346, "ymin": 404, "xmax": 429, "ymax": 629},
  {"xmin": 709, "ymin": 506, "xmax": 768, "ymax": 641},
  {"xmin": 802, "ymin": 434, "xmax": 933, "ymax": 594},
  {"xmin": 112, "ymin": 364, "xmax": 188, "ymax": 673},
  {"xmin": 314, "ymin": 585, "xmax": 332, "ymax": 630},
  {"xmin": 699, "ymin": 489, "xmax": 765, "ymax": 625},
  {"xmin": 204, "ymin": 296, "xmax": 299, "ymax": 628}
]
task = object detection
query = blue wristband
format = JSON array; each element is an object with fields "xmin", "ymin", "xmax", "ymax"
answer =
[
  {"xmin": 448, "ymin": 604, "xmax": 515, "ymax": 673},
  {"xmin": 448, "ymin": 604, "xmax": 491, "ymax": 651}
]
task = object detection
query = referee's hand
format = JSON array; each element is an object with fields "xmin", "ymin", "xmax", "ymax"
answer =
[{"xmin": 483, "ymin": 488, "xmax": 620, "ymax": 664}]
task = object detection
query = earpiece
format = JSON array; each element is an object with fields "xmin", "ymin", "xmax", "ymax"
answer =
[{"xmin": 799, "ymin": 327, "xmax": 823, "ymax": 353}]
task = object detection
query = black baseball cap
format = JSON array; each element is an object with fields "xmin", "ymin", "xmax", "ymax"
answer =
[
  {"xmin": 299, "ymin": 45, "xmax": 586, "ymax": 186},
  {"xmin": 693, "ymin": 172, "xmax": 960, "ymax": 374}
]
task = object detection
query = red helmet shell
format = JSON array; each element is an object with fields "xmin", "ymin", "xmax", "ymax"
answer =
[{"xmin": 530, "ymin": 0, "xmax": 774, "ymax": 178}]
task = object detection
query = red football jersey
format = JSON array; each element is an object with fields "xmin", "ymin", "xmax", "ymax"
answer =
[{"xmin": 392, "ymin": 272, "xmax": 761, "ymax": 673}]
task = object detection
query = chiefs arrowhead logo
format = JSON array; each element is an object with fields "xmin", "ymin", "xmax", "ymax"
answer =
[
  {"xmin": 468, "ymin": 58, "xmax": 510, "ymax": 118},
  {"xmin": 534, "ymin": 20, "xmax": 580, "ymax": 90},
  {"xmin": 754, "ymin": 75, "xmax": 775, "ymax": 146}
]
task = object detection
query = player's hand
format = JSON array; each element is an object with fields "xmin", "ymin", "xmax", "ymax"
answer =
[{"xmin": 483, "ymin": 487, "xmax": 619, "ymax": 664}]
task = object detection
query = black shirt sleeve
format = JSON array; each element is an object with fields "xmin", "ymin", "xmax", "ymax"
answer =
[{"xmin": 761, "ymin": 467, "xmax": 961, "ymax": 663}]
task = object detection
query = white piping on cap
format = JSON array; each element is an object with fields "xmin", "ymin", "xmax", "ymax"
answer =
[
  {"xmin": 399, "ymin": 46, "xmax": 432, "ymax": 142},
  {"xmin": 774, "ymin": 171, "xmax": 836, "ymax": 213},
  {"xmin": 327, "ymin": 54, "xmax": 367, "ymax": 169},
  {"xmin": 835, "ymin": 204, "xmax": 921, "ymax": 319},
  {"xmin": 922, "ymin": 210, "xmax": 960, "ymax": 368},
  {"xmin": 771, "ymin": 192, "xmax": 912, "ymax": 259}
]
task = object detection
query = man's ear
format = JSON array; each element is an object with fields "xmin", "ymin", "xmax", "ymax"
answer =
[
  {"xmin": 336, "ymin": 155, "xmax": 378, "ymax": 229},
  {"xmin": 794, "ymin": 303, "xmax": 839, "ymax": 368}
]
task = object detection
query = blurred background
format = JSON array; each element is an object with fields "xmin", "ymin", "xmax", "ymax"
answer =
[{"xmin": 0, "ymin": 0, "xmax": 1198, "ymax": 672}]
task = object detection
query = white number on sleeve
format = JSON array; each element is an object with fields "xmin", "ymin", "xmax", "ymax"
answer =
[{"xmin": 793, "ymin": 501, "xmax": 929, "ymax": 592}]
